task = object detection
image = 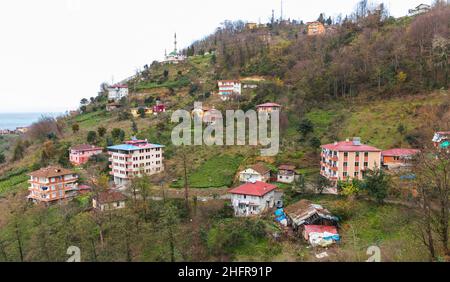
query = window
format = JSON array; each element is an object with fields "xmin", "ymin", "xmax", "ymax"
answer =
[
  {"xmin": 364, "ymin": 162, "xmax": 368, "ymax": 167},
  {"xmin": 354, "ymin": 172, "xmax": 359, "ymax": 177},
  {"xmin": 355, "ymin": 162, "xmax": 359, "ymax": 167},
  {"xmin": 365, "ymin": 152, "xmax": 369, "ymax": 157},
  {"xmin": 344, "ymin": 152, "xmax": 349, "ymax": 157},
  {"xmin": 343, "ymin": 172, "xmax": 348, "ymax": 177},
  {"xmin": 355, "ymin": 152, "xmax": 360, "ymax": 157},
  {"xmin": 343, "ymin": 162, "xmax": 348, "ymax": 167}
]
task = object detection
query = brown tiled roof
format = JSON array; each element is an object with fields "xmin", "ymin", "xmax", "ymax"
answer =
[
  {"xmin": 250, "ymin": 163, "xmax": 271, "ymax": 175},
  {"xmin": 96, "ymin": 190, "xmax": 127, "ymax": 204},
  {"xmin": 278, "ymin": 164, "xmax": 296, "ymax": 171},
  {"xmin": 28, "ymin": 166, "xmax": 76, "ymax": 178},
  {"xmin": 71, "ymin": 144, "xmax": 103, "ymax": 152}
]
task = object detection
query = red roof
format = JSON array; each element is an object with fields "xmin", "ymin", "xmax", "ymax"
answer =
[
  {"xmin": 304, "ymin": 225, "xmax": 338, "ymax": 240},
  {"xmin": 229, "ymin": 181, "xmax": 277, "ymax": 197},
  {"xmin": 382, "ymin": 148, "xmax": 420, "ymax": 157},
  {"xmin": 110, "ymin": 84, "xmax": 128, "ymax": 88},
  {"xmin": 257, "ymin": 103, "xmax": 281, "ymax": 108},
  {"xmin": 437, "ymin": 131, "xmax": 450, "ymax": 135},
  {"xmin": 321, "ymin": 141, "xmax": 381, "ymax": 152}
]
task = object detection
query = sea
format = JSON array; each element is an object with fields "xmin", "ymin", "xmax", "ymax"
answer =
[{"xmin": 0, "ymin": 113, "xmax": 63, "ymax": 130}]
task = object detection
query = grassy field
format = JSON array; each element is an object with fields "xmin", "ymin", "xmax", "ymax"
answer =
[
  {"xmin": 0, "ymin": 168, "xmax": 29, "ymax": 197},
  {"xmin": 171, "ymin": 154, "xmax": 244, "ymax": 188}
]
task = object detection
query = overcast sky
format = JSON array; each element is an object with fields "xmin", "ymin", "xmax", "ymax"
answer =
[{"xmin": 0, "ymin": 0, "xmax": 429, "ymax": 113}]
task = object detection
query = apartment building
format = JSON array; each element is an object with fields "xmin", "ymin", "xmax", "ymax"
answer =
[
  {"xmin": 27, "ymin": 166, "xmax": 79, "ymax": 203},
  {"xmin": 320, "ymin": 138, "xmax": 381, "ymax": 185},
  {"xmin": 108, "ymin": 139, "xmax": 164, "ymax": 186},
  {"xmin": 107, "ymin": 84, "xmax": 129, "ymax": 102},
  {"xmin": 217, "ymin": 80, "xmax": 242, "ymax": 100}
]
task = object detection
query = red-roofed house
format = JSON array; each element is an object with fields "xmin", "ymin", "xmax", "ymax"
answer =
[
  {"xmin": 229, "ymin": 181, "xmax": 278, "ymax": 216},
  {"xmin": 320, "ymin": 138, "xmax": 381, "ymax": 186},
  {"xmin": 382, "ymin": 148, "xmax": 421, "ymax": 169},
  {"xmin": 256, "ymin": 103, "xmax": 281, "ymax": 114},
  {"xmin": 69, "ymin": 144, "xmax": 103, "ymax": 166}
]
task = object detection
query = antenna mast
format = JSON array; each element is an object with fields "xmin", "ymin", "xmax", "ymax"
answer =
[{"xmin": 280, "ymin": 0, "xmax": 283, "ymax": 21}]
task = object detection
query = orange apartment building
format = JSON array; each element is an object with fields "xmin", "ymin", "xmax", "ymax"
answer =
[
  {"xmin": 307, "ymin": 21, "xmax": 325, "ymax": 36},
  {"xmin": 28, "ymin": 166, "xmax": 79, "ymax": 204},
  {"xmin": 320, "ymin": 138, "xmax": 382, "ymax": 185}
]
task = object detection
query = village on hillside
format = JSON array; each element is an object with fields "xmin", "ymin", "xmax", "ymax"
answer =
[{"xmin": 0, "ymin": 1, "xmax": 449, "ymax": 263}]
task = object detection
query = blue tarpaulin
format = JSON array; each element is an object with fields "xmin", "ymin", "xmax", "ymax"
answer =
[{"xmin": 274, "ymin": 209, "xmax": 284, "ymax": 217}]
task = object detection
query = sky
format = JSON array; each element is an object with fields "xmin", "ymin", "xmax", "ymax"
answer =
[{"xmin": 0, "ymin": 0, "xmax": 430, "ymax": 113}]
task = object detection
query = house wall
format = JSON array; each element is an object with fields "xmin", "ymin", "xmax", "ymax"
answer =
[
  {"xmin": 239, "ymin": 169, "xmax": 269, "ymax": 183},
  {"xmin": 230, "ymin": 191, "xmax": 275, "ymax": 217},
  {"xmin": 70, "ymin": 149, "xmax": 103, "ymax": 165}
]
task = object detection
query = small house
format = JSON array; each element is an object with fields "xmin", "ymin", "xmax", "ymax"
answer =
[
  {"xmin": 131, "ymin": 107, "xmax": 152, "ymax": 118},
  {"xmin": 218, "ymin": 80, "xmax": 241, "ymax": 100},
  {"xmin": 277, "ymin": 164, "xmax": 296, "ymax": 184},
  {"xmin": 382, "ymin": 148, "xmax": 420, "ymax": 170},
  {"xmin": 239, "ymin": 163, "xmax": 271, "ymax": 183},
  {"xmin": 306, "ymin": 21, "xmax": 325, "ymax": 36},
  {"xmin": 106, "ymin": 102, "xmax": 122, "ymax": 112},
  {"xmin": 284, "ymin": 200, "xmax": 339, "ymax": 232},
  {"xmin": 408, "ymin": 4, "xmax": 431, "ymax": 16},
  {"xmin": 432, "ymin": 131, "xmax": 450, "ymax": 149},
  {"xmin": 93, "ymin": 190, "xmax": 127, "ymax": 211},
  {"xmin": 152, "ymin": 102, "xmax": 166, "ymax": 114},
  {"xmin": 256, "ymin": 103, "xmax": 281, "ymax": 114},
  {"xmin": 229, "ymin": 181, "xmax": 278, "ymax": 217},
  {"xmin": 69, "ymin": 144, "xmax": 103, "ymax": 166}
]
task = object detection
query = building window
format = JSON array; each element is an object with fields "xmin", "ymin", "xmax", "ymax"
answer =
[
  {"xmin": 354, "ymin": 172, "xmax": 359, "ymax": 177},
  {"xmin": 355, "ymin": 152, "xmax": 360, "ymax": 157},
  {"xmin": 343, "ymin": 172, "xmax": 348, "ymax": 177},
  {"xmin": 343, "ymin": 162, "xmax": 348, "ymax": 167},
  {"xmin": 364, "ymin": 152, "xmax": 369, "ymax": 157},
  {"xmin": 364, "ymin": 162, "xmax": 368, "ymax": 167},
  {"xmin": 355, "ymin": 162, "xmax": 359, "ymax": 167},
  {"xmin": 344, "ymin": 152, "xmax": 348, "ymax": 157}
]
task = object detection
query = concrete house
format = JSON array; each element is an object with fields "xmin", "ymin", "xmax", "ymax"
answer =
[
  {"xmin": 69, "ymin": 144, "xmax": 103, "ymax": 166},
  {"xmin": 239, "ymin": 163, "xmax": 271, "ymax": 183},
  {"xmin": 382, "ymin": 148, "xmax": 421, "ymax": 170},
  {"xmin": 107, "ymin": 84, "xmax": 128, "ymax": 102},
  {"xmin": 229, "ymin": 181, "xmax": 278, "ymax": 217},
  {"xmin": 277, "ymin": 164, "xmax": 296, "ymax": 184},
  {"xmin": 218, "ymin": 80, "xmax": 241, "ymax": 100},
  {"xmin": 93, "ymin": 190, "xmax": 127, "ymax": 211}
]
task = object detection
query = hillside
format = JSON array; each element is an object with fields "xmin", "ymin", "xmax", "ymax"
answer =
[{"xmin": 0, "ymin": 3, "xmax": 449, "ymax": 262}]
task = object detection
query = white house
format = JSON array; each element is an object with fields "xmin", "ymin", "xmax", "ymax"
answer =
[
  {"xmin": 93, "ymin": 190, "xmax": 127, "ymax": 211},
  {"xmin": 277, "ymin": 164, "xmax": 296, "ymax": 184},
  {"xmin": 239, "ymin": 163, "xmax": 271, "ymax": 183},
  {"xmin": 229, "ymin": 181, "xmax": 278, "ymax": 217},
  {"xmin": 108, "ymin": 84, "xmax": 129, "ymax": 102},
  {"xmin": 408, "ymin": 4, "xmax": 431, "ymax": 16}
]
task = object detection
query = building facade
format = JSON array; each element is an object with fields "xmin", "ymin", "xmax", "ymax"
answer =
[
  {"xmin": 382, "ymin": 148, "xmax": 420, "ymax": 170},
  {"xmin": 432, "ymin": 131, "xmax": 450, "ymax": 149},
  {"xmin": 108, "ymin": 139, "xmax": 164, "ymax": 186},
  {"xmin": 28, "ymin": 166, "xmax": 79, "ymax": 203},
  {"xmin": 256, "ymin": 103, "xmax": 281, "ymax": 114},
  {"xmin": 277, "ymin": 164, "xmax": 296, "ymax": 184},
  {"xmin": 217, "ymin": 80, "xmax": 242, "ymax": 99},
  {"xmin": 229, "ymin": 181, "xmax": 278, "ymax": 217},
  {"xmin": 320, "ymin": 138, "xmax": 381, "ymax": 185},
  {"xmin": 93, "ymin": 190, "xmax": 127, "ymax": 211},
  {"xmin": 108, "ymin": 84, "xmax": 129, "ymax": 102},
  {"xmin": 239, "ymin": 163, "xmax": 271, "ymax": 183},
  {"xmin": 307, "ymin": 21, "xmax": 325, "ymax": 36},
  {"xmin": 69, "ymin": 144, "xmax": 103, "ymax": 166}
]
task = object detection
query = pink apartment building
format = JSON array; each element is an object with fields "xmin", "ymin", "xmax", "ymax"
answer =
[
  {"xmin": 69, "ymin": 144, "xmax": 103, "ymax": 165},
  {"xmin": 320, "ymin": 138, "xmax": 382, "ymax": 186}
]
